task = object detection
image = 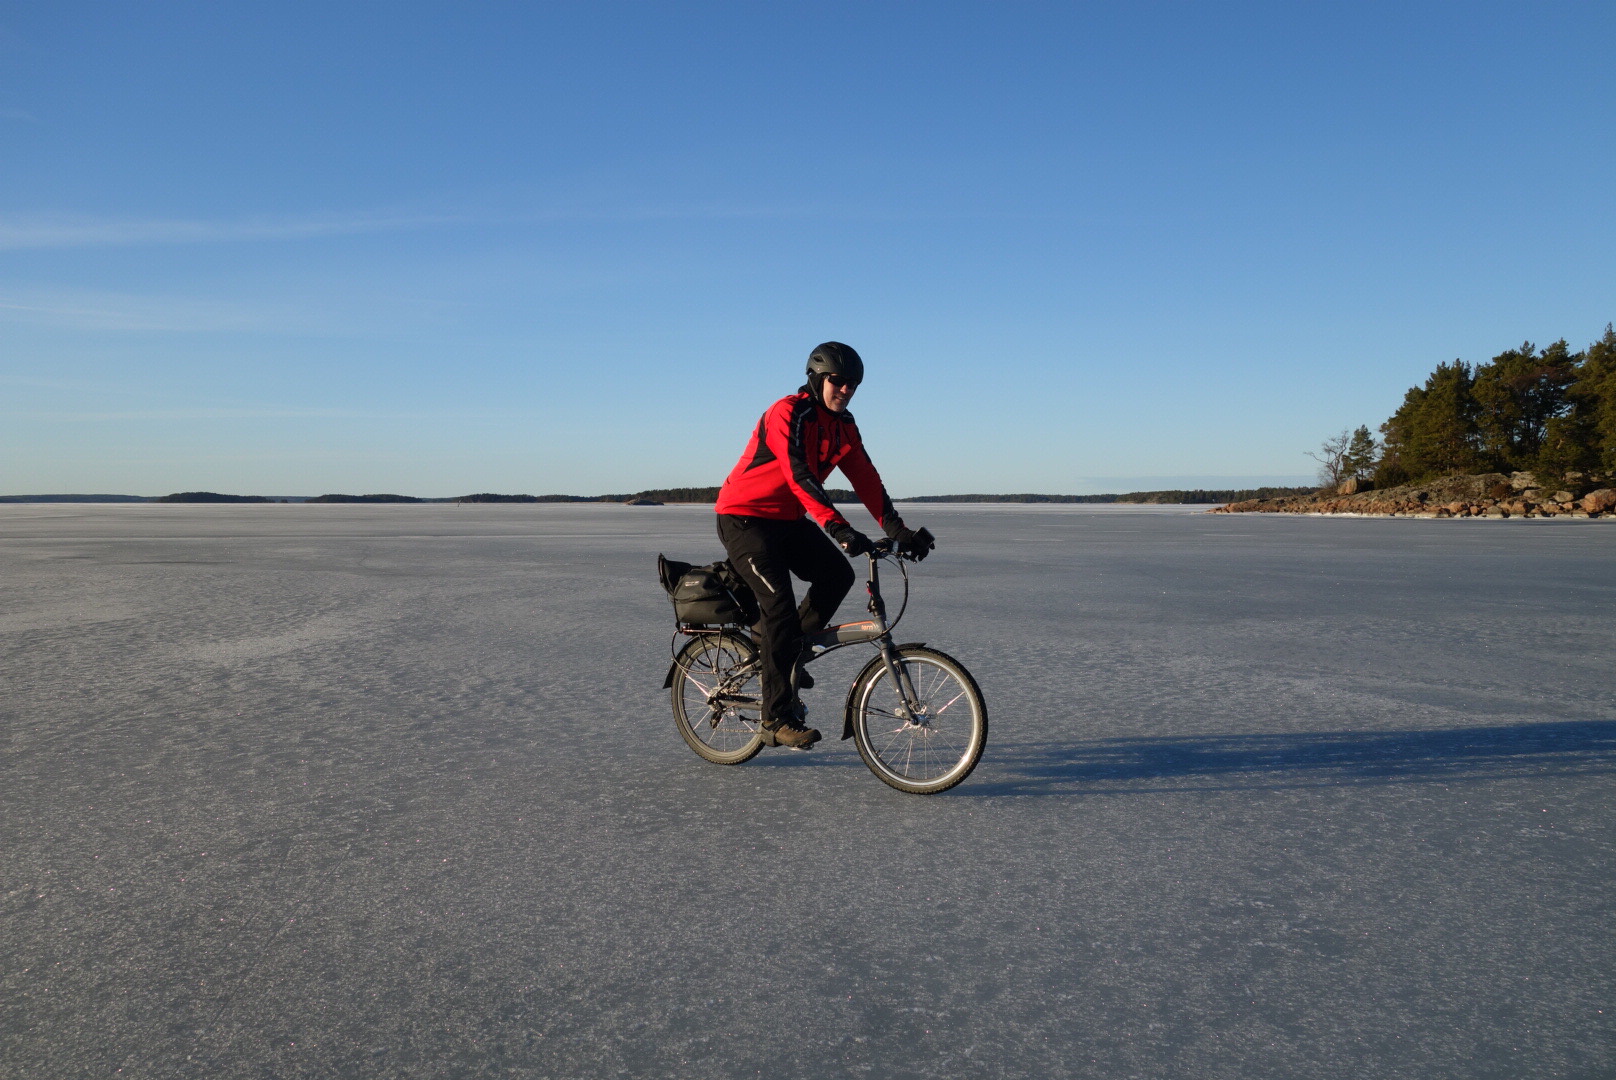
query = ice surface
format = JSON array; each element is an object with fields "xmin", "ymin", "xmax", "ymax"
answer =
[{"xmin": 4, "ymin": 503, "xmax": 1614, "ymax": 1078}]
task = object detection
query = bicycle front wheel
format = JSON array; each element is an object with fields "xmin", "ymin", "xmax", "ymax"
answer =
[
  {"xmin": 671, "ymin": 632, "xmax": 766, "ymax": 765},
  {"xmin": 851, "ymin": 646, "xmax": 987, "ymax": 794}
]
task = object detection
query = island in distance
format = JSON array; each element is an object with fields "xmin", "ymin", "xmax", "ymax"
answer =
[{"xmin": 1222, "ymin": 324, "xmax": 1615, "ymax": 519}]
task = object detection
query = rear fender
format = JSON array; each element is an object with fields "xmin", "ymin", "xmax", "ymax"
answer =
[
  {"xmin": 840, "ymin": 642, "xmax": 927, "ymax": 740},
  {"xmin": 664, "ymin": 631, "xmax": 753, "ymax": 689}
]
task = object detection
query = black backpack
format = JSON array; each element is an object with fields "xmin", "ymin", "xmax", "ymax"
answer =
[{"xmin": 657, "ymin": 554, "xmax": 760, "ymax": 628}]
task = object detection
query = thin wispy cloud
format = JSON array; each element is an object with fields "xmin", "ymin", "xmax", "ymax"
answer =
[
  {"xmin": 0, "ymin": 372, "xmax": 126, "ymax": 394},
  {"xmin": 13, "ymin": 406, "xmax": 546, "ymax": 423},
  {"xmin": 0, "ymin": 289, "xmax": 299, "ymax": 333},
  {"xmin": 0, "ymin": 106, "xmax": 37, "ymax": 122},
  {"xmin": 0, "ymin": 211, "xmax": 464, "ymax": 250},
  {"xmin": 0, "ymin": 197, "xmax": 945, "ymax": 252},
  {"xmin": 0, "ymin": 282, "xmax": 441, "ymax": 336},
  {"xmin": 19, "ymin": 408, "xmax": 369, "ymax": 422}
]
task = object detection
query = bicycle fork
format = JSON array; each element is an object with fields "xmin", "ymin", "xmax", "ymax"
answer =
[
  {"xmin": 862, "ymin": 555, "xmax": 927, "ymax": 726},
  {"xmin": 875, "ymin": 637, "xmax": 927, "ymax": 724}
]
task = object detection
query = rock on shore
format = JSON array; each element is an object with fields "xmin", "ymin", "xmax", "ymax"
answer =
[{"xmin": 1211, "ymin": 472, "xmax": 1616, "ymax": 519}]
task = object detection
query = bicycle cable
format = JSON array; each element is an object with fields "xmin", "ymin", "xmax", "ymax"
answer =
[{"xmin": 884, "ymin": 551, "xmax": 911, "ymax": 634}]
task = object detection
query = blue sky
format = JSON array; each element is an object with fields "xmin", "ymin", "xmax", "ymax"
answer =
[{"xmin": 3, "ymin": 2, "xmax": 1613, "ymax": 497}]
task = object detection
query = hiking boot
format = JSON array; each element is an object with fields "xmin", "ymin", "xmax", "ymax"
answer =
[{"xmin": 763, "ymin": 714, "xmax": 822, "ymax": 750}]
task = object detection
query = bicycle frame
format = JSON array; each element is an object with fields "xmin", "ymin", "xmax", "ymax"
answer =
[
  {"xmin": 665, "ymin": 541, "xmax": 925, "ymax": 729},
  {"xmin": 802, "ymin": 541, "xmax": 928, "ymax": 736}
]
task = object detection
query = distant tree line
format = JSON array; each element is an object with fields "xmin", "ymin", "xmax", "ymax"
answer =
[
  {"xmin": 0, "ymin": 494, "xmax": 147, "ymax": 503},
  {"xmin": 601, "ymin": 486, "xmax": 862, "ymax": 503},
  {"xmin": 1315, "ymin": 325, "xmax": 1616, "ymax": 488},
  {"xmin": 446, "ymin": 487, "xmax": 865, "ymax": 503},
  {"xmin": 900, "ymin": 488, "xmax": 1314, "ymax": 505},
  {"xmin": 155, "ymin": 491, "xmax": 272, "ymax": 503},
  {"xmin": 10, "ymin": 486, "xmax": 1313, "ymax": 506}
]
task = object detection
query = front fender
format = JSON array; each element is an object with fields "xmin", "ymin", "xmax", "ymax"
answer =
[
  {"xmin": 662, "ymin": 660, "xmax": 679, "ymax": 689},
  {"xmin": 841, "ymin": 656, "xmax": 884, "ymax": 740}
]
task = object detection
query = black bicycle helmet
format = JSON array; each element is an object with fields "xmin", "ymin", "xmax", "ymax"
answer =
[{"xmin": 806, "ymin": 342, "xmax": 864, "ymax": 397}]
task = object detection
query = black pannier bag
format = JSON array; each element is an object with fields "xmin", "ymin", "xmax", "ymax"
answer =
[{"xmin": 657, "ymin": 554, "xmax": 759, "ymax": 628}]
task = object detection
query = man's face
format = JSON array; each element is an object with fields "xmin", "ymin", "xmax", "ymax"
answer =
[{"xmin": 821, "ymin": 374, "xmax": 857, "ymax": 413}]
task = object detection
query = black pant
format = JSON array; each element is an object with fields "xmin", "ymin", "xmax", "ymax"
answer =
[{"xmin": 716, "ymin": 514, "xmax": 855, "ymax": 724}]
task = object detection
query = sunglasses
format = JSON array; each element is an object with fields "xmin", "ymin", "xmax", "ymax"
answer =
[{"xmin": 824, "ymin": 374, "xmax": 858, "ymax": 389}]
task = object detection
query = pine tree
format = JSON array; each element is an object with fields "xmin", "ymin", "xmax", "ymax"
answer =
[
  {"xmin": 1343, "ymin": 425, "xmax": 1378, "ymax": 480},
  {"xmin": 1377, "ymin": 361, "xmax": 1482, "ymax": 485},
  {"xmin": 1471, "ymin": 340, "xmax": 1578, "ymax": 472},
  {"xmin": 1339, "ymin": 324, "xmax": 1613, "ymax": 490},
  {"xmin": 1538, "ymin": 339, "xmax": 1594, "ymax": 478},
  {"xmin": 1579, "ymin": 325, "xmax": 1616, "ymax": 474}
]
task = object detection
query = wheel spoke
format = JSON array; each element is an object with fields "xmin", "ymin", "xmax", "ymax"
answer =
[{"xmin": 873, "ymin": 725, "xmax": 910, "ymax": 758}]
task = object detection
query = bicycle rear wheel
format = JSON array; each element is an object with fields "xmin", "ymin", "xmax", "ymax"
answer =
[
  {"xmin": 671, "ymin": 632, "xmax": 766, "ymax": 765},
  {"xmin": 851, "ymin": 646, "xmax": 987, "ymax": 794}
]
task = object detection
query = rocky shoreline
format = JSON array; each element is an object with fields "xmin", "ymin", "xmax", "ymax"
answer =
[{"xmin": 1212, "ymin": 471, "xmax": 1616, "ymax": 519}]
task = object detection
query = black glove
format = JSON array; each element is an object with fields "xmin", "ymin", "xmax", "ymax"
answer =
[
  {"xmin": 828, "ymin": 521, "xmax": 874, "ymax": 556},
  {"xmin": 893, "ymin": 525, "xmax": 935, "ymax": 561}
]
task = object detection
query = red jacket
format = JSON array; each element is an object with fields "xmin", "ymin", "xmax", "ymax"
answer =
[{"xmin": 716, "ymin": 388, "xmax": 904, "ymax": 536}]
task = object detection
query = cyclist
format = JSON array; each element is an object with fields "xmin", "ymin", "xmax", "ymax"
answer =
[{"xmin": 715, "ymin": 342, "xmax": 934, "ymax": 749}]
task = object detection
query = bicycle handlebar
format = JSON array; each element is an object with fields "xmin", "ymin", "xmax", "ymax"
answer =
[{"xmin": 870, "ymin": 536, "xmax": 930, "ymax": 563}]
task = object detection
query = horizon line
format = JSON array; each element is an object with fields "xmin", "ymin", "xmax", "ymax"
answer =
[{"xmin": 2, "ymin": 482, "xmax": 1320, "ymax": 504}]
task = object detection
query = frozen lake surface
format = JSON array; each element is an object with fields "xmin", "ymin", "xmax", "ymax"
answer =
[{"xmin": 4, "ymin": 503, "xmax": 1614, "ymax": 1079}]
